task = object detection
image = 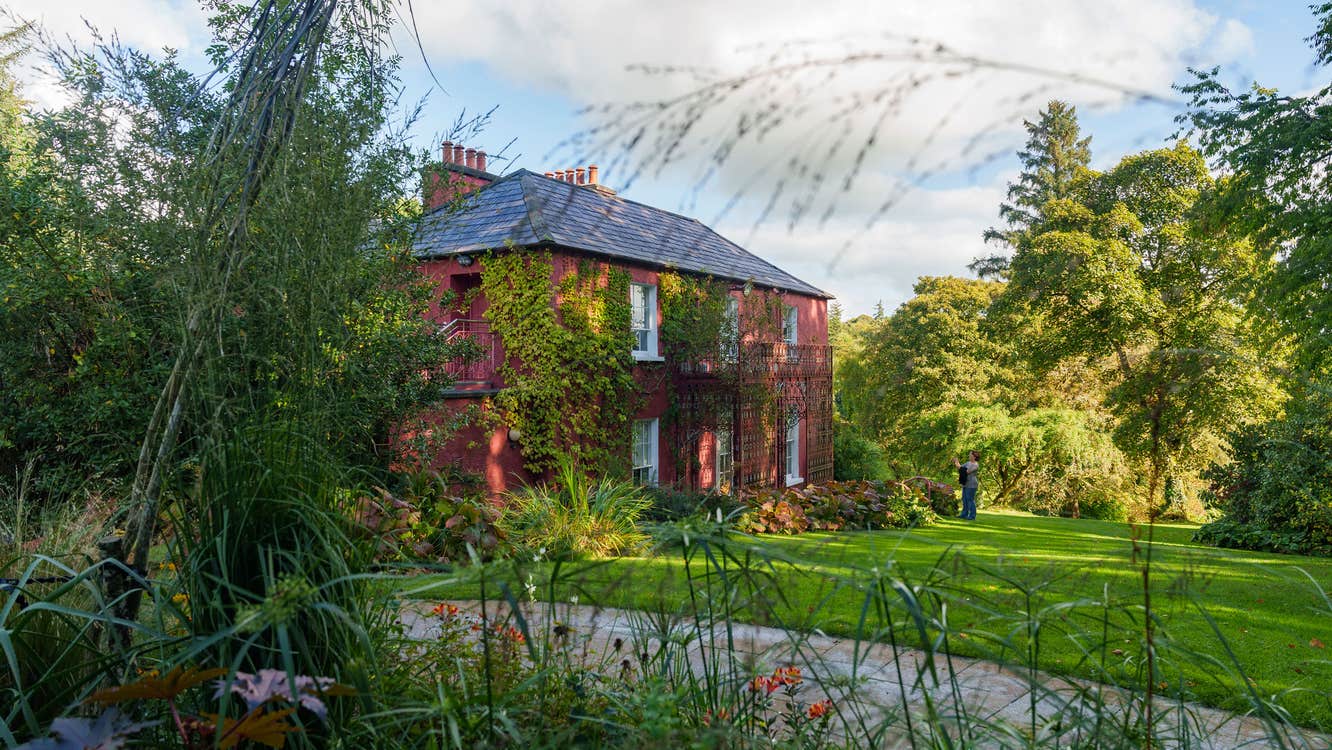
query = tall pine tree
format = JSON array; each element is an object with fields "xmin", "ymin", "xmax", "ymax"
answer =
[{"xmin": 974, "ymin": 100, "xmax": 1092, "ymax": 278}]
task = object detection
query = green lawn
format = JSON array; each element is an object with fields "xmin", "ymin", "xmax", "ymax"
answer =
[{"xmin": 402, "ymin": 510, "xmax": 1332, "ymax": 729}]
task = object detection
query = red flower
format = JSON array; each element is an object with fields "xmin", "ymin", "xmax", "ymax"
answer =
[
  {"xmin": 432, "ymin": 603, "xmax": 460, "ymax": 618},
  {"xmin": 807, "ymin": 699, "xmax": 833, "ymax": 720}
]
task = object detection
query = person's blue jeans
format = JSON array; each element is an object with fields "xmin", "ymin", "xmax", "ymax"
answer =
[{"xmin": 961, "ymin": 486, "xmax": 977, "ymax": 520}]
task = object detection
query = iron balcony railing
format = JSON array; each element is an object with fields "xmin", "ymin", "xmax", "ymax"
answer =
[
  {"xmin": 672, "ymin": 342, "xmax": 833, "ymax": 380},
  {"xmin": 439, "ymin": 318, "xmax": 498, "ymax": 384}
]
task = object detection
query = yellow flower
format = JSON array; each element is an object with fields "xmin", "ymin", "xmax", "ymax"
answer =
[{"xmin": 171, "ymin": 593, "xmax": 189, "ymax": 606}]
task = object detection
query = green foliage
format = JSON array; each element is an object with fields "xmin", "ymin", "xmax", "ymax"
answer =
[
  {"xmin": 351, "ymin": 472, "xmax": 507, "ymax": 564},
  {"xmin": 831, "ymin": 418, "xmax": 889, "ymax": 481},
  {"xmin": 983, "ymin": 99, "xmax": 1093, "ymax": 261},
  {"xmin": 658, "ymin": 270, "xmax": 733, "ymax": 363},
  {"xmin": 1195, "ymin": 378, "xmax": 1332, "ymax": 556},
  {"xmin": 500, "ymin": 459, "xmax": 651, "ymax": 558},
  {"xmin": 481, "ymin": 252, "xmax": 639, "ymax": 475},
  {"xmin": 999, "ymin": 142, "xmax": 1281, "ymax": 512},
  {"xmin": 840, "ymin": 276, "xmax": 1009, "ymax": 456},
  {"xmin": 739, "ymin": 480, "xmax": 936, "ymax": 534},
  {"xmin": 906, "ymin": 404, "xmax": 1133, "ymax": 518},
  {"xmin": 1180, "ymin": 19, "xmax": 1332, "ymax": 373},
  {"xmin": 0, "ymin": 19, "xmax": 453, "ymax": 507}
]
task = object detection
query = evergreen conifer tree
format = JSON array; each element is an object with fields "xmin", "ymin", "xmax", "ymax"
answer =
[{"xmin": 974, "ymin": 100, "xmax": 1092, "ymax": 278}]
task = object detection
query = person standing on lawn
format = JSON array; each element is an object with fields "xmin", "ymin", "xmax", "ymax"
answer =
[{"xmin": 953, "ymin": 451, "xmax": 980, "ymax": 520}]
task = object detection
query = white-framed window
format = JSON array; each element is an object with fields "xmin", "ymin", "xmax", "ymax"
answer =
[
  {"xmin": 784, "ymin": 411, "xmax": 802, "ymax": 486},
  {"xmin": 632, "ymin": 418, "xmax": 658, "ymax": 486},
  {"xmin": 715, "ymin": 427, "xmax": 734, "ymax": 494},
  {"xmin": 630, "ymin": 283, "xmax": 658, "ymax": 359},
  {"xmin": 782, "ymin": 304, "xmax": 798, "ymax": 346},
  {"xmin": 720, "ymin": 296, "xmax": 740, "ymax": 363}
]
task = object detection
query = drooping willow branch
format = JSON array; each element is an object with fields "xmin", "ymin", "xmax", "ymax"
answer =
[{"xmin": 561, "ymin": 34, "xmax": 1182, "ymax": 270}]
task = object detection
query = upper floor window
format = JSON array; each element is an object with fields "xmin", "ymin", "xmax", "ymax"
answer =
[
  {"xmin": 782, "ymin": 304, "xmax": 798, "ymax": 347},
  {"xmin": 630, "ymin": 283, "xmax": 658, "ymax": 358},
  {"xmin": 720, "ymin": 296, "xmax": 740, "ymax": 363}
]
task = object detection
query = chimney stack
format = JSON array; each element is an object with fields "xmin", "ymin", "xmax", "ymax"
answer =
[{"xmin": 424, "ymin": 140, "xmax": 496, "ymax": 211}]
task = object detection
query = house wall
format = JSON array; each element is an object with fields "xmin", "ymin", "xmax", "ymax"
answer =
[{"xmin": 418, "ymin": 248, "xmax": 829, "ymax": 497}]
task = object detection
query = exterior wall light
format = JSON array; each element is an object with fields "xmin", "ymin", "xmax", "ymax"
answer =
[
  {"xmin": 507, "ymin": 427, "xmax": 523, "ymax": 443},
  {"xmin": 457, "ymin": 253, "xmax": 475, "ymax": 267}
]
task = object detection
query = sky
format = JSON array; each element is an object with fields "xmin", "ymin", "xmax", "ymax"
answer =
[{"xmin": 5, "ymin": 0, "xmax": 1325, "ymax": 316}]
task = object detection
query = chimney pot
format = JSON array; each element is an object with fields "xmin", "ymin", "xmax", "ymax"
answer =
[
  {"xmin": 441, "ymin": 140, "xmax": 454, "ymax": 163},
  {"xmin": 553, "ymin": 170, "xmax": 565, "ymax": 181},
  {"xmin": 464, "ymin": 148, "xmax": 476, "ymax": 169},
  {"xmin": 588, "ymin": 165, "xmax": 599, "ymax": 184},
  {"xmin": 575, "ymin": 167, "xmax": 586, "ymax": 185},
  {"xmin": 476, "ymin": 150, "xmax": 486, "ymax": 172},
  {"xmin": 453, "ymin": 145, "xmax": 466, "ymax": 164},
  {"xmin": 545, "ymin": 171, "xmax": 555, "ymax": 178}
]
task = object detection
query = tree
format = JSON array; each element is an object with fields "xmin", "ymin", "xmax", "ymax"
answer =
[
  {"xmin": 1179, "ymin": 7, "xmax": 1332, "ymax": 373},
  {"xmin": 999, "ymin": 142, "xmax": 1280, "ymax": 514},
  {"xmin": 975, "ymin": 100, "xmax": 1092, "ymax": 278},
  {"xmin": 840, "ymin": 276, "xmax": 1009, "ymax": 474},
  {"xmin": 1180, "ymin": 3, "xmax": 1332, "ymax": 554}
]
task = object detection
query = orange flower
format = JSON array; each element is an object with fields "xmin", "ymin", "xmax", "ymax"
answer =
[
  {"xmin": 807, "ymin": 699, "xmax": 832, "ymax": 720},
  {"xmin": 432, "ymin": 603, "xmax": 460, "ymax": 618},
  {"xmin": 775, "ymin": 666, "xmax": 802, "ymax": 686}
]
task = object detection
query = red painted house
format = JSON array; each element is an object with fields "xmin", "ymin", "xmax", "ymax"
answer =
[{"xmin": 413, "ymin": 143, "xmax": 833, "ymax": 497}]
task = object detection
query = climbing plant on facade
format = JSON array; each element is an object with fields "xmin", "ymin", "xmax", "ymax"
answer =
[{"xmin": 480, "ymin": 251, "xmax": 639, "ymax": 475}]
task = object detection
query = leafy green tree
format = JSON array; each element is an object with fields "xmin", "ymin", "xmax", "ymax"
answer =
[
  {"xmin": 906, "ymin": 404, "xmax": 1130, "ymax": 517},
  {"xmin": 1179, "ymin": 8, "xmax": 1332, "ymax": 373},
  {"xmin": 976, "ymin": 100, "xmax": 1093, "ymax": 278},
  {"xmin": 1000, "ymin": 143, "xmax": 1280, "ymax": 514},
  {"xmin": 840, "ymin": 276, "xmax": 1009, "ymax": 473},
  {"xmin": 1179, "ymin": 4, "xmax": 1332, "ymax": 553}
]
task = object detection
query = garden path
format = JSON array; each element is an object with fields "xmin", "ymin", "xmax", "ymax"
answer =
[{"xmin": 402, "ymin": 600, "xmax": 1329, "ymax": 749}]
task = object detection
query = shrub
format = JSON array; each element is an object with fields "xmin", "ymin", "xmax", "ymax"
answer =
[
  {"xmin": 500, "ymin": 458, "xmax": 651, "ymax": 558},
  {"xmin": 739, "ymin": 480, "xmax": 937, "ymax": 534},
  {"xmin": 906, "ymin": 476, "xmax": 957, "ymax": 517},
  {"xmin": 1195, "ymin": 383, "xmax": 1332, "ymax": 555},
  {"xmin": 832, "ymin": 418, "xmax": 889, "ymax": 481},
  {"xmin": 352, "ymin": 470, "xmax": 507, "ymax": 564}
]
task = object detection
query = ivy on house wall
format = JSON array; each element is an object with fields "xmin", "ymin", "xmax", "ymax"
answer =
[
  {"xmin": 479, "ymin": 251, "xmax": 639, "ymax": 475},
  {"xmin": 659, "ymin": 271, "xmax": 733, "ymax": 363}
]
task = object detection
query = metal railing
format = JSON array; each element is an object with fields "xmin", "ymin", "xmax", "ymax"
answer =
[{"xmin": 439, "ymin": 318, "xmax": 497, "ymax": 383}]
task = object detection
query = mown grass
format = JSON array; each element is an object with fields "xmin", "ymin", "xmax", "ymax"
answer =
[{"xmin": 402, "ymin": 509, "xmax": 1332, "ymax": 731}]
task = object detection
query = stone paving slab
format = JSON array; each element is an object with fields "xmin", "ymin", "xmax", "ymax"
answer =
[{"xmin": 402, "ymin": 600, "xmax": 1330, "ymax": 749}]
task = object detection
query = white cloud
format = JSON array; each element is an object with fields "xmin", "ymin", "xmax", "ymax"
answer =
[
  {"xmin": 400, "ymin": 0, "xmax": 1255, "ymax": 317},
  {"xmin": 6, "ymin": 0, "xmax": 209, "ymax": 110},
  {"xmin": 405, "ymin": 0, "xmax": 1248, "ymax": 174},
  {"xmin": 718, "ymin": 176, "xmax": 1009, "ymax": 317}
]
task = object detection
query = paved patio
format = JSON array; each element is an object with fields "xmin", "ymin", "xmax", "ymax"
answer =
[{"xmin": 402, "ymin": 600, "xmax": 1329, "ymax": 749}]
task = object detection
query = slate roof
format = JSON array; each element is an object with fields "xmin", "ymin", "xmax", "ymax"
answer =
[{"xmin": 412, "ymin": 169, "xmax": 831, "ymax": 298}]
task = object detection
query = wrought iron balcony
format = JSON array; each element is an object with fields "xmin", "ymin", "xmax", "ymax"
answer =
[{"xmin": 439, "ymin": 318, "xmax": 498, "ymax": 386}]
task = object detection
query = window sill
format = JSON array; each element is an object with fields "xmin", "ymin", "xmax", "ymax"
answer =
[
  {"xmin": 785, "ymin": 475, "xmax": 804, "ymax": 487},
  {"xmin": 632, "ymin": 353, "xmax": 665, "ymax": 362}
]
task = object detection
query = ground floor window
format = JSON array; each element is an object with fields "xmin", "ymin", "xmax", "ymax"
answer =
[
  {"xmin": 785, "ymin": 412, "xmax": 801, "ymax": 485},
  {"xmin": 632, "ymin": 418, "xmax": 658, "ymax": 486},
  {"xmin": 715, "ymin": 428, "xmax": 733, "ymax": 494}
]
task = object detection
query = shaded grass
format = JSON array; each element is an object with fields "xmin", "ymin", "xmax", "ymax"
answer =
[{"xmin": 403, "ymin": 510, "xmax": 1332, "ymax": 730}]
